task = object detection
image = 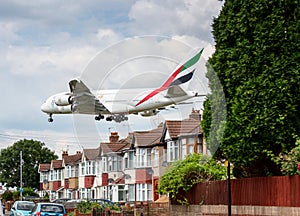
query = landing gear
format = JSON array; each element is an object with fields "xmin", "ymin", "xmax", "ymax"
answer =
[
  {"xmin": 113, "ymin": 115, "xmax": 128, "ymax": 123},
  {"xmin": 106, "ymin": 116, "xmax": 113, "ymax": 121},
  {"xmin": 95, "ymin": 114, "xmax": 128, "ymax": 123},
  {"xmin": 95, "ymin": 114, "xmax": 104, "ymax": 121},
  {"xmin": 107, "ymin": 114, "xmax": 128, "ymax": 123},
  {"xmin": 48, "ymin": 114, "xmax": 53, "ymax": 122}
]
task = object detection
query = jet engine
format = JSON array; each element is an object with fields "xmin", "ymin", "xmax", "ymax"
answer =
[
  {"xmin": 140, "ymin": 109, "xmax": 159, "ymax": 117},
  {"xmin": 57, "ymin": 105, "xmax": 72, "ymax": 113},
  {"xmin": 54, "ymin": 94, "xmax": 73, "ymax": 106}
]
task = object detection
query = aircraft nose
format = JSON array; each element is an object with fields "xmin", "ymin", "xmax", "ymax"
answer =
[{"xmin": 41, "ymin": 103, "xmax": 48, "ymax": 113}]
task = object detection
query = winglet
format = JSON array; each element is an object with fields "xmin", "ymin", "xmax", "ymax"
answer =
[{"xmin": 135, "ymin": 48, "xmax": 203, "ymax": 107}]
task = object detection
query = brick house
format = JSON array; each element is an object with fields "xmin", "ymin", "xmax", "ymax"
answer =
[
  {"xmin": 96, "ymin": 132, "xmax": 131, "ymax": 202},
  {"xmin": 62, "ymin": 151, "xmax": 82, "ymax": 199},
  {"xmin": 38, "ymin": 110, "xmax": 204, "ymax": 202}
]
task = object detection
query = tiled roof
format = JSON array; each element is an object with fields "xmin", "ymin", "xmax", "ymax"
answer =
[
  {"xmin": 83, "ymin": 148, "xmax": 100, "ymax": 160},
  {"xmin": 39, "ymin": 163, "xmax": 50, "ymax": 172},
  {"xmin": 134, "ymin": 123, "xmax": 165, "ymax": 147},
  {"xmin": 100, "ymin": 132, "xmax": 131, "ymax": 154},
  {"xmin": 101, "ymin": 140, "xmax": 131, "ymax": 154},
  {"xmin": 52, "ymin": 160, "xmax": 63, "ymax": 169},
  {"xmin": 63, "ymin": 152, "xmax": 82, "ymax": 165},
  {"xmin": 166, "ymin": 117, "xmax": 201, "ymax": 139}
]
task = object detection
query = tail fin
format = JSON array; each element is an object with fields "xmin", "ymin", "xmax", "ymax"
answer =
[{"xmin": 135, "ymin": 48, "xmax": 203, "ymax": 107}]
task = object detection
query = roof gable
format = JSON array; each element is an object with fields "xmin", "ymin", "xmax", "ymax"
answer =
[
  {"xmin": 134, "ymin": 123, "xmax": 165, "ymax": 147},
  {"xmin": 165, "ymin": 116, "xmax": 201, "ymax": 139},
  {"xmin": 51, "ymin": 160, "xmax": 63, "ymax": 169},
  {"xmin": 83, "ymin": 148, "xmax": 100, "ymax": 161},
  {"xmin": 39, "ymin": 164, "xmax": 50, "ymax": 172},
  {"xmin": 63, "ymin": 152, "xmax": 82, "ymax": 165}
]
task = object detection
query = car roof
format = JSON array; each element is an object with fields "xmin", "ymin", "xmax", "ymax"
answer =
[{"xmin": 36, "ymin": 203, "xmax": 65, "ymax": 206}]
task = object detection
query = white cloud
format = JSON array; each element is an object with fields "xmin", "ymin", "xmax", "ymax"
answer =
[
  {"xmin": 128, "ymin": 0, "xmax": 223, "ymax": 41},
  {"xmin": 0, "ymin": 0, "xmax": 223, "ymax": 153},
  {"xmin": 96, "ymin": 29, "xmax": 122, "ymax": 42},
  {"xmin": 5, "ymin": 45, "xmax": 97, "ymax": 77}
]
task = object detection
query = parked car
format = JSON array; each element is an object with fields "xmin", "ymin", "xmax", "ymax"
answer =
[
  {"xmin": 10, "ymin": 201, "xmax": 35, "ymax": 216},
  {"xmin": 52, "ymin": 199, "xmax": 71, "ymax": 204},
  {"xmin": 30, "ymin": 203, "xmax": 66, "ymax": 216}
]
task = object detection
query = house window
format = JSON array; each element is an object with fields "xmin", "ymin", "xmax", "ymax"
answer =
[
  {"xmin": 75, "ymin": 164, "xmax": 79, "ymax": 177},
  {"xmin": 58, "ymin": 169, "xmax": 62, "ymax": 179},
  {"xmin": 103, "ymin": 186, "xmax": 107, "ymax": 199},
  {"xmin": 96, "ymin": 161, "xmax": 101, "ymax": 174},
  {"xmin": 136, "ymin": 149, "xmax": 151, "ymax": 168},
  {"xmin": 125, "ymin": 151, "xmax": 135, "ymax": 169},
  {"xmin": 187, "ymin": 137, "xmax": 195, "ymax": 155},
  {"xmin": 85, "ymin": 161, "xmax": 96, "ymax": 175},
  {"xmin": 128, "ymin": 184, "xmax": 135, "ymax": 202},
  {"xmin": 118, "ymin": 185, "xmax": 125, "ymax": 202},
  {"xmin": 167, "ymin": 141, "xmax": 179, "ymax": 162},
  {"xmin": 70, "ymin": 165, "xmax": 75, "ymax": 177},
  {"xmin": 40, "ymin": 172, "xmax": 48, "ymax": 182},
  {"xmin": 107, "ymin": 155, "xmax": 122, "ymax": 171},
  {"xmin": 65, "ymin": 166, "xmax": 70, "ymax": 178},
  {"xmin": 53, "ymin": 170, "xmax": 57, "ymax": 180},
  {"xmin": 152, "ymin": 147, "xmax": 159, "ymax": 167},
  {"xmin": 112, "ymin": 156, "xmax": 117, "ymax": 171},
  {"xmin": 181, "ymin": 138, "xmax": 187, "ymax": 159},
  {"xmin": 197, "ymin": 137, "xmax": 203, "ymax": 153},
  {"xmin": 108, "ymin": 185, "xmax": 113, "ymax": 200},
  {"xmin": 136, "ymin": 184, "xmax": 152, "ymax": 201},
  {"xmin": 50, "ymin": 170, "xmax": 53, "ymax": 181},
  {"xmin": 81, "ymin": 163, "xmax": 85, "ymax": 175},
  {"xmin": 136, "ymin": 149, "xmax": 143, "ymax": 167},
  {"xmin": 102, "ymin": 157, "xmax": 107, "ymax": 172}
]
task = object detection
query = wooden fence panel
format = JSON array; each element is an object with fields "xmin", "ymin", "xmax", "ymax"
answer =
[{"xmin": 174, "ymin": 175, "xmax": 300, "ymax": 207}]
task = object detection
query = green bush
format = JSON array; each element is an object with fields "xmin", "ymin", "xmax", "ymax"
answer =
[
  {"xmin": 77, "ymin": 201, "xmax": 103, "ymax": 213},
  {"xmin": 157, "ymin": 153, "xmax": 226, "ymax": 204},
  {"xmin": 2, "ymin": 190, "xmax": 13, "ymax": 201}
]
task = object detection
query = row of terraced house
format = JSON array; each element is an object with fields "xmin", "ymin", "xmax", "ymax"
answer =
[{"xmin": 38, "ymin": 110, "xmax": 207, "ymax": 203}]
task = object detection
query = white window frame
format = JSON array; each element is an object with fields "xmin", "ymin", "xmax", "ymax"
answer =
[
  {"xmin": 152, "ymin": 147, "xmax": 159, "ymax": 167},
  {"xmin": 167, "ymin": 140, "xmax": 179, "ymax": 162},
  {"xmin": 136, "ymin": 183, "xmax": 152, "ymax": 201}
]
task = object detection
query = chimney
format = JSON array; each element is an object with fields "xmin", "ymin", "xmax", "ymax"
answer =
[
  {"xmin": 189, "ymin": 109, "xmax": 201, "ymax": 121},
  {"xmin": 109, "ymin": 132, "xmax": 119, "ymax": 143},
  {"xmin": 62, "ymin": 151, "xmax": 68, "ymax": 158}
]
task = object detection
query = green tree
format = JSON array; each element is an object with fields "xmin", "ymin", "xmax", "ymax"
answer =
[
  {"xmin": 202, "ymin": 0, "xmax": 300, "ymax": 177},
  {"xmin": 12, "ymin": 187, "xmax": 39, "ymax": 201},
  {"xmin": 279, "ymin": 138, "xmax": 300, "ymax": 175},
  {"xmin": 0, "ymin": 139, "xmax": 58, "ymax": 188},
  {"xmin": 1, "ymin": 190, "xmax": 13, "ymax": 201},
  {"xmin": 157, "ymin": 153, "xmax": 226, "ymax": 203}
]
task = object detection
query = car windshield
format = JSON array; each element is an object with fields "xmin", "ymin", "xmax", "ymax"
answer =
[
  {"xmin": 40, "ymin": 205, "xmax": 64, "ymax": 213},
  {"xmin": 17, "ymin": 203, "xmax": 35, "ymax": 211}
]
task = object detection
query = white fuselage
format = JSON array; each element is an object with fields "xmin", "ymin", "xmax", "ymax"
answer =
[{"xmin": 41, "ymin": 88, "xmax": 197, "ymax": 116}]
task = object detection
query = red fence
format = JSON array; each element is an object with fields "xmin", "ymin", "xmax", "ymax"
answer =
[{"xmin": 173, "ymin": 175, "xmax": 300, "ymax": 207}]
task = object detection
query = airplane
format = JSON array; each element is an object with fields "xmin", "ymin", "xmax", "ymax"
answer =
[{"xmin": 41, "ymin": 48, "xmax": 204, "ymax": 123}]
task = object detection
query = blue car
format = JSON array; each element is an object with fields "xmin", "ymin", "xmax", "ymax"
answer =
[
  {"xmin": 10, "ymin": 201, "xmax": 35, "ymax": 216},
  {"xmin": 30, "ymin": 203, "xmax": 66, "ymax": 216}
]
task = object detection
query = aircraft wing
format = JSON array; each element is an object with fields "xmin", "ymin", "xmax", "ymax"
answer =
[
  {"xmin": 165, "ymin": 85, "xmax": 187, "ymax": 98},
  {"xmin": 69, "ymin": 79, "xmax": 110, "ymax": 114}
]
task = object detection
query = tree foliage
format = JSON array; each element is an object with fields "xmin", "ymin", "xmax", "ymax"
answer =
[
  {"xmin": 0, "ymin": 139, "xmax": 58, "ymax": 188},
  {"xmin": 279, "ymin": 138, "xmax": 300, "ymax": 175},
  {"xmin": 202, "ymin": 0, "xmax": 300, "ymax": 177},
  {"xmin": 157, "ymin": 153, "xmax": 226, "ymax": 203}
]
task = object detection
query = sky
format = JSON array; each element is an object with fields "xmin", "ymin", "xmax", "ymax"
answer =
[{"xmin": 0, "ymin": 0, "xmax": 224, "ymax": 156}]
